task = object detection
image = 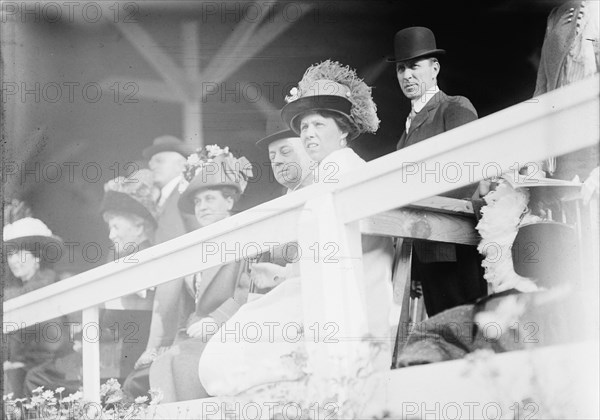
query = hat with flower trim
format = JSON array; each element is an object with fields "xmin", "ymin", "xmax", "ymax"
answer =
[
  {"xmin": 281, "ymin": 60, "xmax": 380, "ymax": 140},
  {"xmin": 101, "ymin": 169, "xmax": 159, "ymax": 227},
  {"xmin": 178, "ymin": 145, "xmax": 253, "ymax": 214}
]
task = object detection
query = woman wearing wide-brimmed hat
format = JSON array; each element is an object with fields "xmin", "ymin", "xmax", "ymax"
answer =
[
  {"xmin": 198, "ymin": 61, "xmax": 394, "ymax": 397},
  {"xmin": 22, "ymin": 170, "xmax": 160, "ymax": 395},
  {"xmin": 144, "ymin": 145, "xmax": 254, "ymax": 402},
  {"xmin": 3, "ymin": 204, "xmax": 72, "ymax": 397},
  {"xmin": 4, "ymin": 217, "xmax": 64, "ymax": 298}
]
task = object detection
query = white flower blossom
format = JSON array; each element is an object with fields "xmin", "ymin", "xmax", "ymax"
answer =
[{"xmin": 134, "ymin": 396, "xmax": 149, "ymax": 404}]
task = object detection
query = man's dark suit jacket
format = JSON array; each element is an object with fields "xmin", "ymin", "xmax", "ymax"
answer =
[
  {"xmin": 395, "ymin": 89, "xmax": 485, "ymax": 316},
  {"xmin": 396, "ymin": 90, "xmax": 478, "ymax": 150}
]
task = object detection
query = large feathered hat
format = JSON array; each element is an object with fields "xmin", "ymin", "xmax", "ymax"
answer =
[
  {"xmin": 101, "ymin": 169, "xmax": 159, "ymax": 227},
  {"xmin": 281, "ymin": 60, "xmax": 379, "ymax": 140},
  {"xmin": 178, "ymin": 145, "xmax": 253, "ymax": 214}
]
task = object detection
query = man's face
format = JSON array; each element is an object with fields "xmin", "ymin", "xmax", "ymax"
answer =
[
  {"xmin": 148, "ymin": 151, "xmax": 186, "ymax": 188},
  {"xmin": 268, "ymin": 137, "xmax": 314, "ymax": 189},
  {"xmin": 396, "ymin": 58, "xmax": 439, "ymax": 100},
  {"xmin": 193, "ymin": 189, "xmax": 233, "ymax": 228}
]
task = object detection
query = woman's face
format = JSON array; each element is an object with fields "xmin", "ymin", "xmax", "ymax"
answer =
[
  {"xmin": 193, "ymin": 189, "xmax": 233, "ymax": 228},
  {"xmin": 299, "ymin": 113, "xmax": 347, "ymax": 162},
  {"xmin": 105, "ymin": 214, "xmax": 145, "ymax": 254},
  {"xmin": 8, "ymin": 250, "xmax": 40, "ymax": 281}
]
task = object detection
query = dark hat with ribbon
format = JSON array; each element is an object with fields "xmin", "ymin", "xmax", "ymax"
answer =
[
  {"xmin": 388, "ymin": 26, "xmax": 446, "ymax": 63},
  {"xmin": 256, "ymin": 112, "xmax": 298, "ymax": 150},
  {"xmin": 511, "ymin": 221, "xmax": 578, "ymax": 287},
  {"xmin": 142, "ymin": 135, "xmax": 196, "ymax": 159},
  {"xmin": 101, "ymin": 169, "xmax": 159, "ymax": 227}
]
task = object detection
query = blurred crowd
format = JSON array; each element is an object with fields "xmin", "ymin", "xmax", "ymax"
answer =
[{"xmin": 3, "ymin": 3, "xmax": 599, "ymax": 403}]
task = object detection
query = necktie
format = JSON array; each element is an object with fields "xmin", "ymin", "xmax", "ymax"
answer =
[{"xmin": 405, "ymin": 108, "xmax": 417, "ymax": 133}]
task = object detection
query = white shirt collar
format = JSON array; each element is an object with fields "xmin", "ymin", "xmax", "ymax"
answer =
[
  {"xmin": 411, "ymin": 85, "xmax": 439, "ymax": 113},
  {"xmin": 158, "ymin": 175, "xmax": 181, "ymax": 207}
]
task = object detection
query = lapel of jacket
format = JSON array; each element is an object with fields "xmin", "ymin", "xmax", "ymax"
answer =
[
  {"xmin": 157, "ymin": 188, "xmax": 179, "ymax": 219},
  {"xmin": 406, "ymin": 90, "xmax": 446, "ymax": 140}
]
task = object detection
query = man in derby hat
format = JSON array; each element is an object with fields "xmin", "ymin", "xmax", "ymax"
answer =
[
  {"xmin": 256, "ymin": 112, "xmax": 315, "ymax": 194},
  {"xmin": 123, "ymin": 136, "xmax": 200, "ymax": 396},
  {"xmin": 143, "ymin": 135, "xmax": 199, "ymax": 243},
  {"xmin": 391, "ymin": 26, "xmax": 477, "ymax": 150},
  {"xmin": 390, "ymin": 27, "xmax": 486, "ymax": 317}
]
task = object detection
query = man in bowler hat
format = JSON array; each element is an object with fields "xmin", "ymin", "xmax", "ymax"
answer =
[
  {"xmin": 123, "ymin": 135, "xmax": 199, "ymax": 396},
  {"xmin": 390, "ymin": 27, "xmax": 486, "ymax": 317},
  {"xmin": 391, "ymin": 26, "xmax": 478, "ymax": 150},
  {"xmin": 256, "ymin": 112, "xmax": 315, "ymax": 194}
]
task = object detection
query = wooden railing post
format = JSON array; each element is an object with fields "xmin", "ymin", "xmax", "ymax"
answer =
[
  {"xmin": 298, "ymin": 193, "xmax": 368, "ymax": 398},
  {"xmin": 82, "ymin": 306, "xmax": 100, "ymax": 403}
]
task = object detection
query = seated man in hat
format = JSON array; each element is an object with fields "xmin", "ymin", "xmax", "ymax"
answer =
[
  {"xmin": 390, "ymin": 26, "xmax": 486, "ymax": 317},
  {"xmin": 257, "ymin": 112, "xmax": 315, "ymax": 194}
]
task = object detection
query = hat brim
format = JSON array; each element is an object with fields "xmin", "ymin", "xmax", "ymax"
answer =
[
  {"xmin": 281, "ymin": 96, "xmax": 358, "ymax": 140},
  {"xmin": 255, "ymin": 129, "xmax": 299, "ymax": 149},
  {"xmin": 386, "ymin": 49, "xmax": 446, "ymax": 63},
  {"xmin": 512, "ymin": 221, "xmax": 577, "ymax": 285},
  {"xmin": 142, "ymin": 143, "xmax": 196, "ymax": 159},
  {"xmin": 101, "ymin": 191, "xmax": 157, "ymax": 227},
  {"xmin": 4, "ymin": 235, "xmax": 63, "ymax": 251},
  {"xmin": 178, "ymin": 177, "xmax": 242, "ymax": 214}
]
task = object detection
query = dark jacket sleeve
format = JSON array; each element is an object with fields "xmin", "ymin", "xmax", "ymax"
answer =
[{"xmin": 443, "ymin": 98, "xmax": 478, "ymax": 131}]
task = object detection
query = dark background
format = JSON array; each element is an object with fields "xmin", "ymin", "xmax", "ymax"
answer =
[{"xmin": 1, "ymin": 0, "xmax": 563, "ymax": 274}]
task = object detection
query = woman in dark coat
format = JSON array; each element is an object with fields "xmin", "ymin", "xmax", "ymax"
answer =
[{"xmin": 3, "ymin": 216, "xmax": 70, "ymax": 397}]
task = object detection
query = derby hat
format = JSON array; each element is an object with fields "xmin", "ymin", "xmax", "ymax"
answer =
[
  {"xmin": 255, "ymin": 112, "xmax": 298, "ymax": 150},
  {"xmin": 101, "ymin": 169, "xmax": 159, "ymax": 227},
  {"xmin": 281, "ymin": 60, "xmax": 379, "ymax": 141},
  {"xmin": 142, "ymin": 135, "xmax": 196, "ymax": 159},
  {"xmin": 178, "ymin": 145, "xmax": 253, "ymax": 214},
  {"xmin": 389, "ymin": 26, "xmax": 445, "ymax": 62},
  {"xmin": 3, "ymin": 217, "xmax": 63, "ymax": 260}
]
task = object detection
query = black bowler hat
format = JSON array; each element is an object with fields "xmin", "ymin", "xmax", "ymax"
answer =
[
  {"xmin": 142, "ymin": 135, "xmax": 195, "ymax": 160},
  {"xmin": 388, "ymin": 26, "xmax": 446, "ymax": 63},
  {"xmin": 255, "ymin": 112, "xmax": 298, "ymax": 150}
]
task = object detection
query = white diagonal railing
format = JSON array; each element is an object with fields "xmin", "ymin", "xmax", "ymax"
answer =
[{"xmin": 3, "ymin": 76, "xmax": 599, "ymax": 406}]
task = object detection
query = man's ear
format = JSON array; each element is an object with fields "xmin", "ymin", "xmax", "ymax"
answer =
[
  {"xmin": 226, "ymin": 196, "xmax": 234, "ymax": 211},
  {"xmin": 432, "ymin": 60, "xmax": 440, "ymax": 78}
]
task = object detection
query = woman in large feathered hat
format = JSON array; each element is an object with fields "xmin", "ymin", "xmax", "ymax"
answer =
[
  {"xmin": 280, "ymin": 59, "xmax": 380, "ymax": 174},
  {"xmin": 198, "ymin": 61, "xmax": 394, "ymax": 399},
  {"xmin": 101, "ymin": 168, "xmax": 159, "ymax": 258}
]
